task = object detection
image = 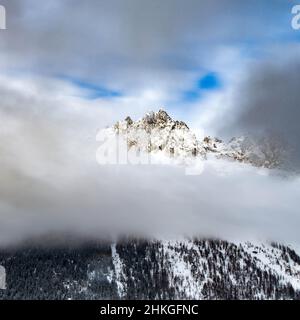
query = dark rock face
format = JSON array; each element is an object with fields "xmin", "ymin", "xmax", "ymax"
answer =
[
  {"xmin": 0, "ymin": 240, "xmax": 299, "ymax": 300},
  {"xmin": 142, "ymin": 110, "xmax": 172, "ymax": 128},
  {"xmin": 125, "ymin": 116, "xmax": 133, "ymax": 126},
  {"xmin": 155, "ymin": 109, "xmax": 172, "ymax": 123}
]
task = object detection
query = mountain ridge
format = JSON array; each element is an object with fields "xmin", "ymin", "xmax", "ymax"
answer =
[{"xmin": 101, "ymin": 109, "xmax": 285, "ymax": 169}]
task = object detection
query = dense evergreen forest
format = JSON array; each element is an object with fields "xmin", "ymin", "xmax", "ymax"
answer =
[{"xmin": 0, "ymin": 239, "xmax": 299, "ymax": 300}]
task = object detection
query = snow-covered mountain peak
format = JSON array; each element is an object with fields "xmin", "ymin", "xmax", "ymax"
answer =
[
  {"xmin": 112, "ymin": 109, "xmax": 200, "ymax": 160},
  {"xmin": 99, "ymin": 109, "xmax": 285, "ymax": 169}
]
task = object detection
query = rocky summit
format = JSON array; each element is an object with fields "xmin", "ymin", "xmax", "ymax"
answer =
[{"xmin": 102, "ymin": 109, "xmax": 286, "ymax": 168}]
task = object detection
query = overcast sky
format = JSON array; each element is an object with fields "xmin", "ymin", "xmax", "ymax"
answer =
[
  {"xmin": 0, "ymin": 1, "xmax": 300, "ymax": 245},
  {"xmin": 0, "ymin": 1, "xmax": 298, "ymax": 134}
]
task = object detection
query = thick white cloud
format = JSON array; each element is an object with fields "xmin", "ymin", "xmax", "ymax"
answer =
[
  {"xmin": 0, "ymin": 75, "xmax": 300, "ymax": 246},
  {"xmin": 0, "ymin": 1, "xmax": 299, "ymax": 246}
]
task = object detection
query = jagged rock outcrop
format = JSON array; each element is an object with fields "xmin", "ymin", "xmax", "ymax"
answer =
[
  {"xmin": 111, "ymin": 109, "xmax": 200, "ymax": 160},
  {"xmin": 101, "ymin": 109, "xmax": 286, "ymax": 169}
]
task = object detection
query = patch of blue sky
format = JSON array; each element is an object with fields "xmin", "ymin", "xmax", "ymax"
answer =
[
  {"xmin": 198, "ymin": 72, "xmax": 221, "ymax": 90},
  {"xmin": 59, "ymin": 75, "xmax": 122, "ymax": 100},
  {"xmin": 182, "ymin": 72, "xmax": 222, "ymax": 103}
]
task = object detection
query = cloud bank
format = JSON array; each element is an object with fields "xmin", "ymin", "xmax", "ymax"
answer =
[
  {"xmin": 212, "ymin": 52, "xmax": 300, "ymax": 171},
  {"xmin": 0, "ymin": 0, "xmax": 296, "ymax": 97},
  {"xmin": 0, "ymin": 75, "xmax": 300, "ymax": 247},
  {"xmin": 0, "ymin": 1, "xmax": 299, "ymax": 246}
]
